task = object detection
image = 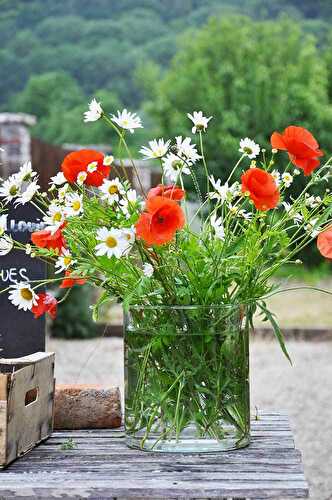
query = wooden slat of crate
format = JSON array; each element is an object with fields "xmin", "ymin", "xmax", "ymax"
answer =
[
  {"xmin": 0, "ymin": 352, "xmax": 55, "ymax": 467},
  {"xmin": 0, "ymin": 411, "xmax": 309, "ymax": 499}
]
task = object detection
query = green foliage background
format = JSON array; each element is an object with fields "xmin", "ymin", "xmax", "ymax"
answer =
[
  {"xmin": 2, "ymin": 0, "xmax": 332, "ymax": 147},
  {"xmin": 2, "ymin": 0, "xmax": 332, "ymax": 335}
]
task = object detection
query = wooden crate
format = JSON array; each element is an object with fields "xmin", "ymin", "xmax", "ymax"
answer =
[{"xmin": 0, "ymin": 352, "xmax": 55, "ymax": 467}]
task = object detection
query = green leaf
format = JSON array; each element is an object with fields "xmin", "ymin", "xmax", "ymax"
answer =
[
  {"xmin": 92, "ymin": 290, "xmax": 114, "ymax": 322},
  {"xmin": 257, "ymin": 302, "xmax": 292, "ymax": 365}
]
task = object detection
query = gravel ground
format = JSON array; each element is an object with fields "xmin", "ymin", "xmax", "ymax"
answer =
[{"xmin": 47, "ymin": 336, "xmax": 332, "ymax": 500}]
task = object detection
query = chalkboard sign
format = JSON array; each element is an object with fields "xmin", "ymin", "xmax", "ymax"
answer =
[{"xmin": 0, "ymin": 203, "xmax": 46, "ymax": 357}]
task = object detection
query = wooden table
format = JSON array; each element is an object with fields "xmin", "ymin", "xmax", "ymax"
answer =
[{"xmin": 0, "ymin": 411, "xmax": 308, "ymax": 499}]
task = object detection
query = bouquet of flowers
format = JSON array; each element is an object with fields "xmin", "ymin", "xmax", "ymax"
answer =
[{"xmin": 1, "ymin": 100, "xmax": 331, "ymax": 452}]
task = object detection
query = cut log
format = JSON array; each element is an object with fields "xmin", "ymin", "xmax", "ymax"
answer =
[{"xmin": 54, "ymin": 384, "xmax": 122, "ymax": 429}]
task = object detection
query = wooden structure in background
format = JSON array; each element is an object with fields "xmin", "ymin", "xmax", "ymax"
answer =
[
  {"xmin": 0, "ymin": 352, "xmax": 55, "ymax": 468},
  {"xmin": 0, "ymin": 113, "xmax": 36, "ymax": 177},
  {"xmin": 0, "ymin": 113, "xmax": 161, "ymax": 192},
  {"xmin": 0, "ymin": 411, "xmax": 308, "ymax": 498}
]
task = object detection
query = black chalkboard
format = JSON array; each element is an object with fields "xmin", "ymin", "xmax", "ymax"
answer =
[{"xmin": 0, "ymin": 203, "xmax": 46, "ymax": 357}]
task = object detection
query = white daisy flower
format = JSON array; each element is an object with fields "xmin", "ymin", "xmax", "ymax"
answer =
[
  {"xmin": 83, "ymin": 98, "xmax": 103, "ymax": 122},
  {"xmin": 187, "ymin": 111, "xmax": 212, "ymax": 134},
  {"xmin": 208, "ymin": 176, "xmax": 231, "ymax": 204},
  {"xmin": 175, "ymin": 136, "xmax": 201, "ymax": 164},
  {"xmin": 121, "ymin": 226, "xmax": 135, "ymax": 255},
  {"xmin": 65, "ymin": 193, "xmax": 83, "ymax": 216},
  {"xmin": 271, "ymin": 170, "xmax": 281, "ymax": 186},
  {"xmin": 210, "ymin": 213, "xmax": 225, "ymax": 240},
  {"xmin": 77, "ymin": 171, "xmax": 87, "ymax": 186},
  {"xmin": 293, "ymin": 169, "xmax": 301, "ymax": 176},
  {"xmin": 55, "ymin": 249, "xmax": 76, "ymax": 274},
  {"xmin": 0, "ymin": 234, "xmax": 13, "ymax": 255},
  {"xmin": 8, "ymin": 282, "xmax": 37, "ymax": 311},
  {"xmin": 0, "ymin": 176, "xmax": 21, "ymax": 203},
  {"xmin": 95, "ymin": 227, "xmax": 129, "ymax": 258},
  {"xmin": 15, "ymin": 180, "xmax": 40, "ymax": 205},
  {"xmin": 294, "ymin": 213, "xmax": 303, "ymax": 226},
  {"xmin": 282, "ymin": 172, "xmax": 293, "ymax": 188},
  {"xmin": 50, "ymin": 172, "xmax": 67, "ymax": 186},
  {"xmin": 0, "ymin": 214, "xmax": 8, "ymax": 236},
  {"xmin": 87, "ymin": 161, "xmax": 98, "ymax": 173},
  {"xmin": 99, "ymin": 178, "xmax": 125, "ymax": 204},
  {"xmin": 16, "ymin": 161, "xmax": 37, "ymax": 183},
  {"xmin": 57, "ymin": 183, "xmax": 69, "ymax": 202},
  {"xmin": 230, "ymin": 182, "xmax": 241, "ymax": 197},
  {"xmin": 139, "ymin": 138, "xmax": 170, "ymax": 159},
  {"xmin": 143, "ymin": 263, "xmax": 154, "ymax": 277},
  {"xmin": 305, "ymin": 194, "xmax": 321, "ymax": 209},
  {"xmin": 43, "ymin": 204, "xmax": 66, "ymax": 233},
  {"xmin": 162, "ymin": 153, "xmax": 190, "ymax": 182},
  {"xmin": 239, "ymin": 138, "xmax": 260, "ymax": 159},
  {"xmin": 103, "ymin": 155, "xmax": 114, "ymax": 166},
  {"xmin": 305, "ymin": 218, "xmax": 320, "ymax": 238},
  {"xmin": 119, "ymin": 189, "xmax": 143, "ymax": 217},
  {"xmin": 122, "ymin": 226, "xmax": 135, "ymax": 245},
  {"xmin": 237, "ymin": 209, "xmax": 252, "ymax": 221},
  {"xmin": 111, "ymin": 109, "xmax": 143, "ymax": 134}
]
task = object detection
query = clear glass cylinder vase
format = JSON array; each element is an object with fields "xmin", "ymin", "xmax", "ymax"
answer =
[{"xmin": 124, "ymin": 305, "xmax": 250, "ymax": 453}]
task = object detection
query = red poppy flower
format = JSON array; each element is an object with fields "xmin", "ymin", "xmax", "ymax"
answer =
[
  {"xmin": 241, "ymin": 167, "xmax": 279, "ymax": 211},
  {"xmin": 136, "ymin": 196, "xmax": 185, "ymax": 246},
  {"xmin": 317, "ymin": 227, "xmax": 332, "ymax": 259},
  {"xmin": 31, "ymin": 224, "xmax": 66, "ymax": 253},
  {"xmin": 271, "ymin": 126, "xmax": 323, "ymax": 176},
  {"xmin": 60, "ymin": 270, "xmax": 86, "ymax": 289},
  {"xmin": 32, "ymin": 293, "xmax": 57, "ymax": 320},
  {"xmin": 61, "ymin": 149, "xmax": 111, "ymax": 186},
  {"xmin": 147, "ymin": 184, "xmax": 185, "ymax": 201}
]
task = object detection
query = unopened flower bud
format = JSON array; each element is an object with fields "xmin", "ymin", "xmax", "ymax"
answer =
[
  {"xmin": 295, "ymin": 259, "xmax": 302, "ymax": 265},
  {"xmin": 271, "ymin": 148, "xmax": 278, "ymax": 154}
]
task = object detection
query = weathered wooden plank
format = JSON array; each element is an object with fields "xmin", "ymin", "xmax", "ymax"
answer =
[
  {"xmin": 0, "ymin": 411, "xmax": 309, "ymax": 499},
  {"xmin": 9, "ymin": 458, "xmax": 303, "ymax": 475},
  {"xmin": 43, "ymin": 430, "xmax": 294, "ymax": 440}
]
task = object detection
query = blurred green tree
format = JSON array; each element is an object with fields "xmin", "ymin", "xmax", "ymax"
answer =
[
  {"xmin": 12, "ymin": 73, "xmax": 123, "ymax": 145},
  {"xmin": 150, "ymin": 16, "xmax": 332, "ymax": 194},
  {"xmin": 13, "ymin": 71, "xmax": 84, "ymax": 117}
]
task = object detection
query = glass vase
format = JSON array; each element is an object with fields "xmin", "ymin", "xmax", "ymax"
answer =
[{"xmin": 124, "ymin": 305, "xmax": 250, "ymax": 453}]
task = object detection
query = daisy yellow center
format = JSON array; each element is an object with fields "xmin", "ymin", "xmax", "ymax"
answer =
[
  {"xmin": 106, "ymin": 236, "xmax": 117, "ymax": 248},
  {"xmin": 108, "ymin": 185, "xmax": 118, "ymax": 195},
  {"xmin": 53, "ymin": 212, "xmax": 62, "ymax": 222},
  {"xmin": 122, "ymin": 119, "xmax": 129, "ymax": 126},
  {"xmin": 20, "ymin": 288, "xmax": 33, "ymax": 301},
  {"xmin": 9, "ymin": 185, "xmax": 18, "ymax": 196},
  {"xmin": 171, "ymin": 160, "xmax": 183, "ymax": 170},
  {"xmin": 63, "ymin": 256, "xmax": 72, "ymax": 266},
  {"xmin": 243, "ymin": 147, "xmax": 253, "ymax": 155},
  {"xmin": 126, "ymin": 234, "xmax": 131, "ymax": 240},
  {"xmin": 72, "ymin": 200, "xmax": 81, "ymax": 211}
]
